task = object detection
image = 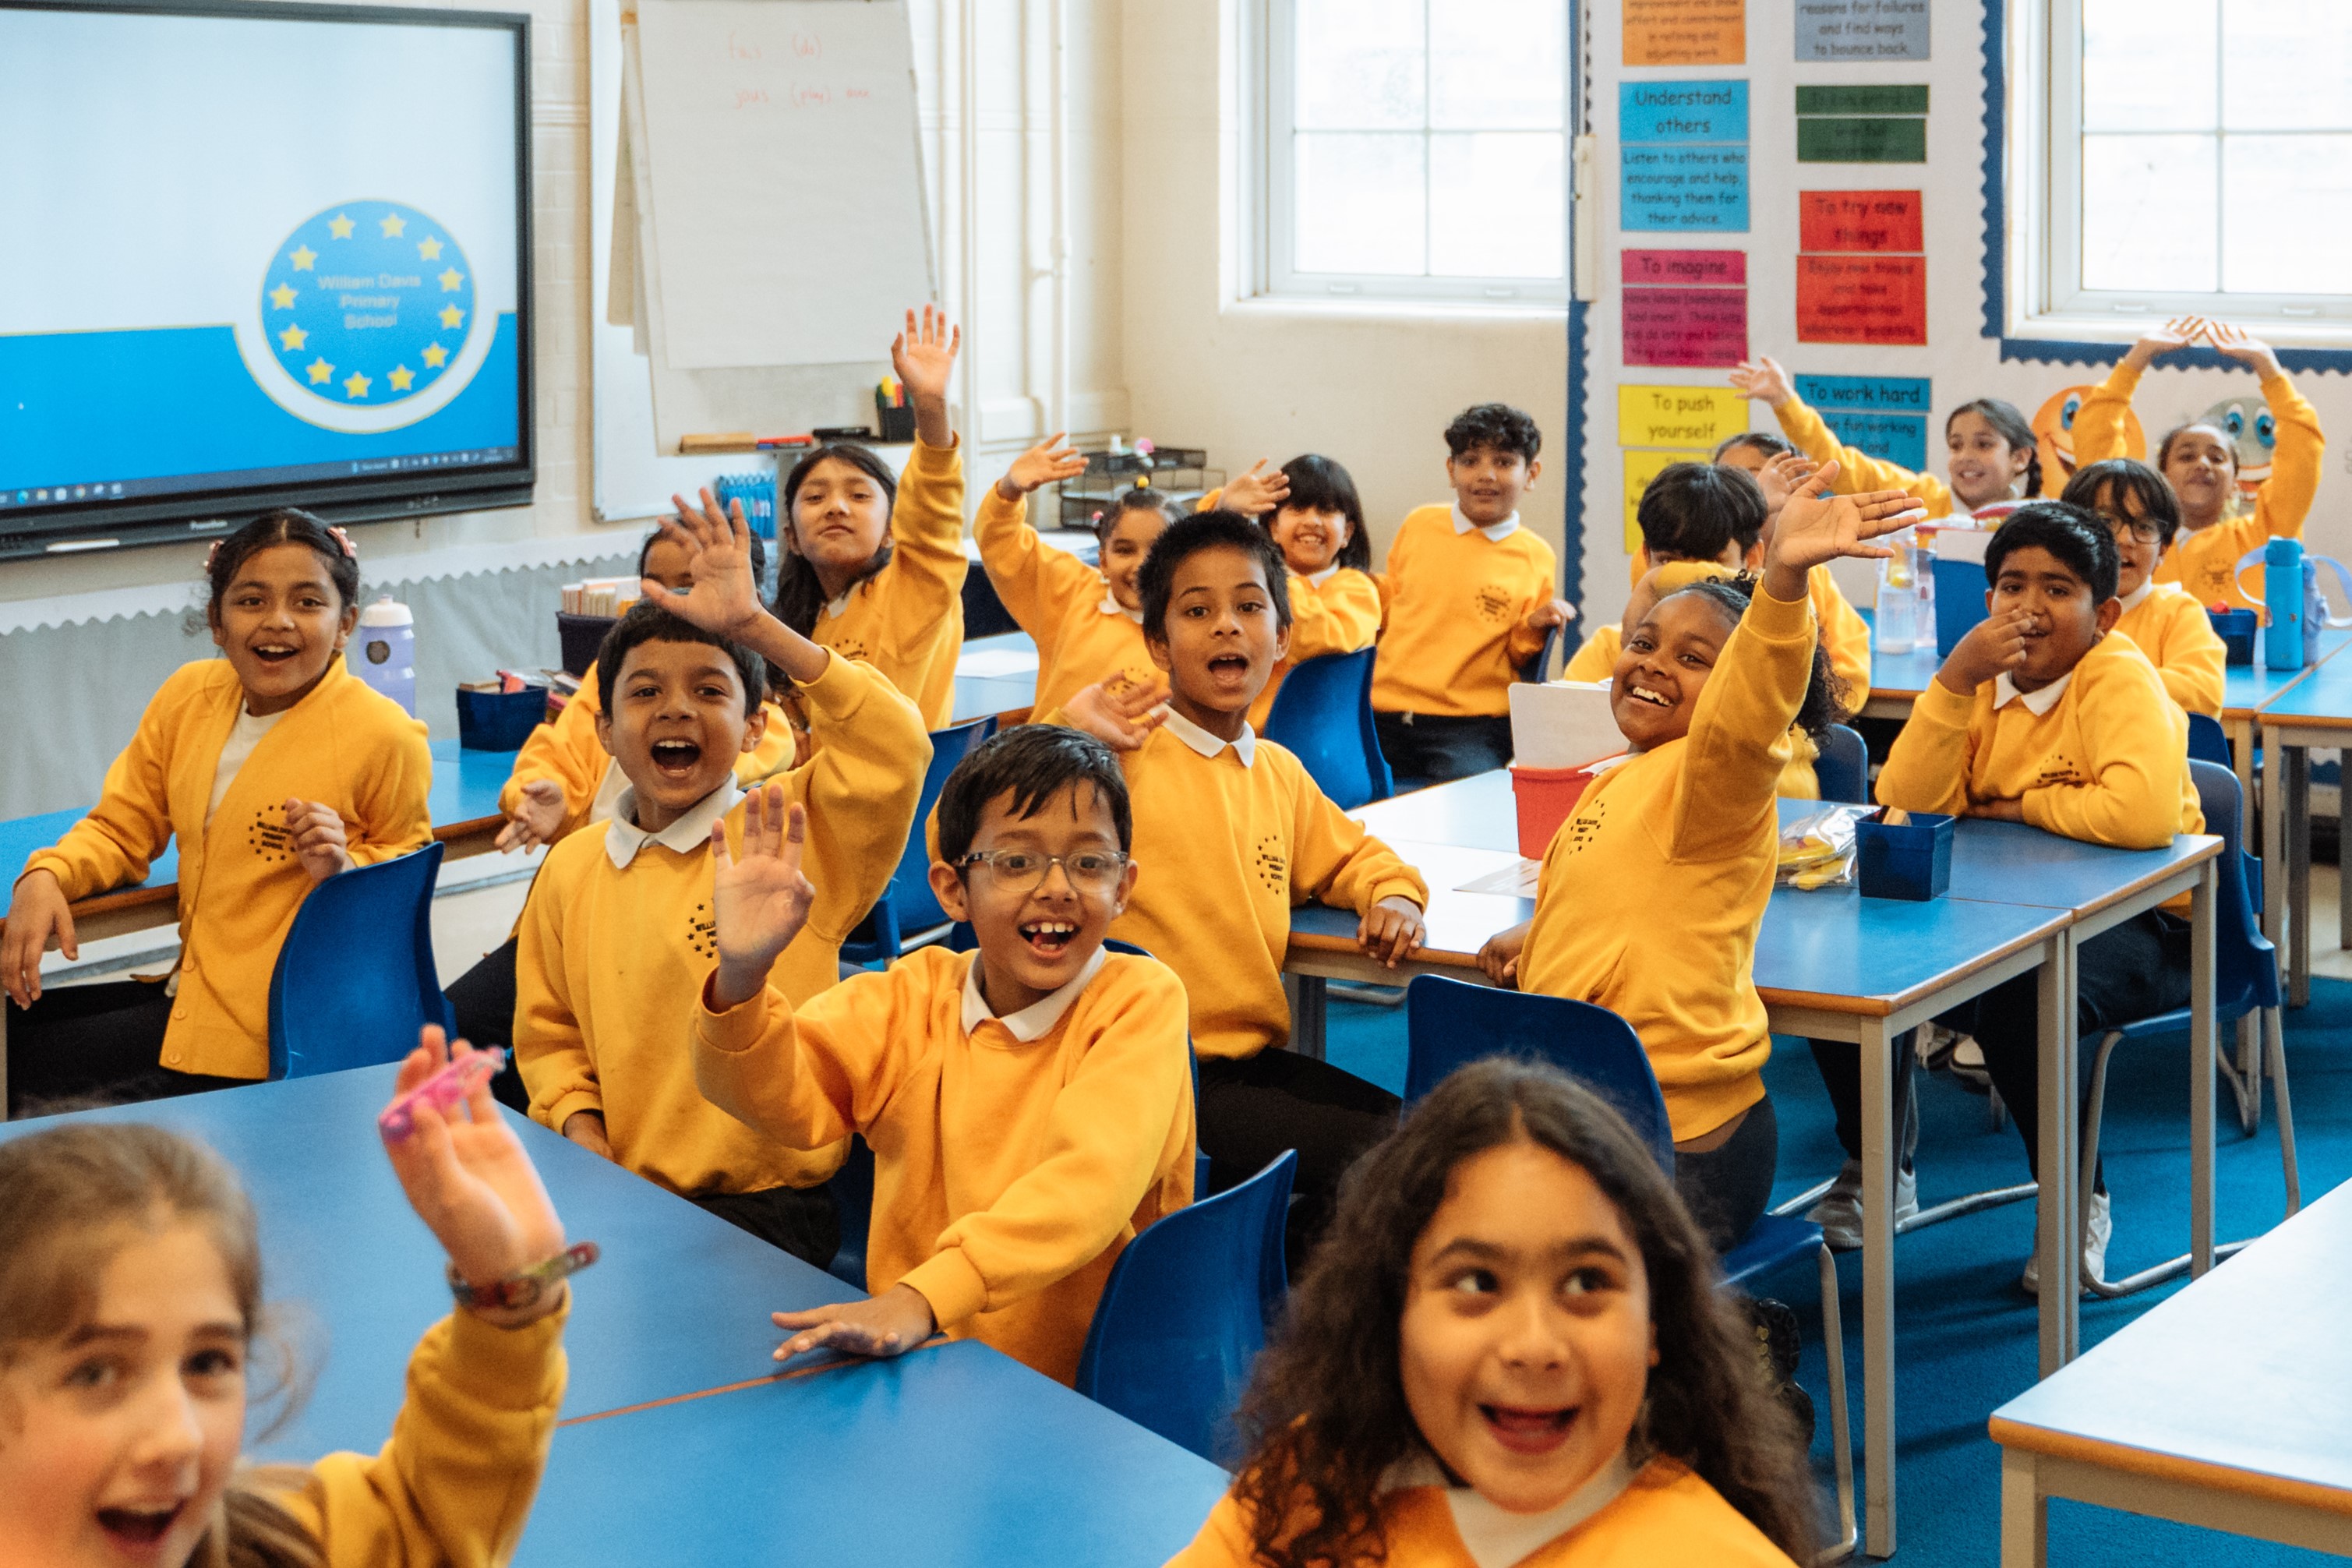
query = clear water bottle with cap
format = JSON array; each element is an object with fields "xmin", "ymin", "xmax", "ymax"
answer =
[
  {"xmin": 351, "ymin": 594, "xmax": 416, "ymax": 715},
  {"xmin": 1873, "ymin": 528, "xmax": 1919, "ymax": 654}
]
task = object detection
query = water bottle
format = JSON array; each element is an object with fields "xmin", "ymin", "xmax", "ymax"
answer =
[
  {"xmin": 1874, "ymin": 528, "xmax": 1919, "ymax": 654},
  {"xmin": 351, "ymin": 594, "xmax": 417, "ymax": 715},
  {"xmin": 2265, "ymin": 536, "xmax": 2305, "ymax": 672}
]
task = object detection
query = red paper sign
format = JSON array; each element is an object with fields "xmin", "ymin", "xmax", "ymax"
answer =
[
  {"xmin": 1796, "ymin": 256, "xmax": 1926, "ymax": 344},
  {"xmin": 1620, "ymin": 249, "xmax": 1748, "ymax": 287},
  {"xmin": 1623, "ymin": 286, "xmax": 1750, "ymax": 366},
  {"xmin": 1798, "ymin": 190, "xmax": 1923, "ymax": 253}
]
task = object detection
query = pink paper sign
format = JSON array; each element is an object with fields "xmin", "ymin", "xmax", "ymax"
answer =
[
  {"xmin": 1621, "ymin": 249, "xmax": 1749, "ymax": 287},
  {"xmin": 1623, "ymin": 286, "xmax": 1750, "ymax": 366}
]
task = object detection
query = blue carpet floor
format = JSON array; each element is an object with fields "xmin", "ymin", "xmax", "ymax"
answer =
[{"xmin": 1321, "ymin": 979, "xmax": 2352, "ymax": 1565}]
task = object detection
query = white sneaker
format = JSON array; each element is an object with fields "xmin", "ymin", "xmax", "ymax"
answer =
[
  {"xmin": 1806, "ymin": 1159, "xmax": 1919, "ymax": 1251},
  {"xmin": 2020, "ymin": 1190, "xmax": 2113, "ymax": 1294}
]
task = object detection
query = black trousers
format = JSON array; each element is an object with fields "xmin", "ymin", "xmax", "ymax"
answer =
[
  {"xmin": 1807, "ymin": 1031, "xmax": 1917, "ymax": 1165},
  {"xmin": 1197, "ymin": 1049, "xmax": 1400, "ymax": 1278},
  {"xmin": 1675, "ymin": 1094, "xmax": 1779, "ymax": 1255},
  {"xmin": 1373, "ymin": 712, "xmax": 1513, "ymax": 788},
  {"xmin": 446, "ymin": 936, "xmax": 531, "ymax": 1112},
  {"xmin": 693, "ymin": 1184, "xmax": 842, "ymax": 1273},
  {"xmin": 6, "ymin": 979, "xmax": 248, "ymax": 1120}
]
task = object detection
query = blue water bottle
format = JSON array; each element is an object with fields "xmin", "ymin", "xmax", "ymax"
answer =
[
  {"xmin": 351, "ymin": 594, "xmax": 418, "ymax": 715},
  {"xmin": 2265, "ymin": 535, "xmax": 2306, "ymax": 672}
]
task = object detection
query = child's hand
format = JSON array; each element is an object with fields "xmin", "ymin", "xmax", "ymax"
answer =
[
  {"xmin": 1937, "ymin": 607, "xmax": 2034, "ymax": 694},
  {"xmin": 1764, "ymin": 460, "xmax": 1923, "ymax": 585},
  {"xmin": 1970, "ymin": 798, "xmax": 2029, "ymax": 824},
  {"xmin": 1220, "ymin": 460, "xmax": 1292, "ymax": 518},
  {"xmin": 771, "ymin": 1283, "xmax": 938, "ymax": 1364},
  {"xmin": 561, "ymin": 1111, "xmax": 613, "ymax": 1159},
  {"xmin": 2208, "ymin": 321, "xmax": 2285, "ymax": 380},
  {"xmin": 648, "ymin": 489, "xmax": 765, "ymax": 638},
  {"xmin": 2, "ymin": 869, "xmax": 76, "ymax": 1008},
  {"xmin": 380, "ymin": 1026, "xmax": 567, "ymax": 1319},
  {"xmin": 1754, "ymin": 450, "xmax": 1817, "ymax": 518},
  {"xmin": 1478, "ymin": 920, "xmax": 1531, "ymax": 988},
  {"xmin": 284, "ymin": 798, "xmax": 353, "ymax": 882},
  {"xmin": 495, "ymin": 779, "xmax": 566, "ymax": 853},
  {"xmin": 1061, "ymin": 675, "xmax": 1171, "ymax": 752},
  {"xmin": 710, "ymin": 785, "xmax": 814, "ymax": 1011},
  {"xmin": 892, "ymin": 305, "xmax": 961, "ymax": 447},
  {"xmin": 1358, "ymin": 895, "xmax": 1425, "ymax": 969},
  {"xmin": 995, "ymin": 433, "xmax": 1089, "ymax": 502},
  {"xmin": 1729, "ymin": 355, "xmax": 1796, "ymax": 408},
  {"xmin": 1522, "ymin": 598, "xmax": 1577, "ymax": 635},
  {"xmin": 2124, "ymin": 316, "xmax": 2206, "ymax": 369}
]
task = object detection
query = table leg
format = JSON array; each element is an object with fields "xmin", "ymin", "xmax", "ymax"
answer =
[
  {"xmin": 2191, "ymin": 860, "xmax": 2217, "ymax": 1278},
  {"xmin": 2262, "ymin": 738, "xmax": 2288, "ymax": 949},
  {"xmin": 2288, "ymin": 745, "xmax": 2311, "ymax": 1007},
  {"xmin": 2038, "ymin": 935, "xmax": 2078, "ymax": 1375},
  {"xmin": 2000, "ymin": 1449, "xmax": 2048, "ymax": 1568},
  {"xmin": 1859, "ymin": 1017, "xmax": 1897, "ymax": 1559},
  {"xmin": 1285, "ymin": 973, "xmax": 1327, "ymax": 1062}
]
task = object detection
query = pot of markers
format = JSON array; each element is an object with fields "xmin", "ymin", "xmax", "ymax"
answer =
[{"xmin": 875, "ymin": 376, "xmax": 916, "ymax": 443}]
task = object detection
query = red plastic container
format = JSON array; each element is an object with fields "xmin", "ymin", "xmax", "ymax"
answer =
[{"xmin": 1510, "ymin": 760, "xmax": 1619, "ymax": 860}]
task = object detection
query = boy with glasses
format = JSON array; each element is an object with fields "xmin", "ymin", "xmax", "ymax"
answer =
[{"xmin": 2063, "ymin": 458, "xmax": 2227, "ymax": 719}]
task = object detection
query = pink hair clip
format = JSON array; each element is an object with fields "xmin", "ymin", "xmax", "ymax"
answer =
[
  {"xmin": 327, "ymin": 524, "xmax": 358, "ymax": 560},
  {"xmin": 204, "ymin": 540, "xmax": 224, "ymax": 573}
]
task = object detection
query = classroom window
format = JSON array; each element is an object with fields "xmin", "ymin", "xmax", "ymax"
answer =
[
  {"xmin": 2023, "ymin": 0, "xmax": 2352, "ymax": 338},
  {"xmin": 1256, "ymin": 0, "xmax": 1569, "ymax": 306}
]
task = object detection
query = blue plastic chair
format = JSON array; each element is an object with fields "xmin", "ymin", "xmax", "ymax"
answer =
[
  {"xmin": 267, "ymin": 842, "xmax": 456, "ymax": 1079},
  {"xmin": 2187, "ymin": 712, "xmax": 2231, "ymax": 769},
  {"xmin": 839, "ymin": 716, "xmax": 997, "ymax": 968},
  {"xmin": 1263, "ymin": 647, "xmax": 1393, "ymax": 811},
  {"xmin": 1403, "ymin": 976, "xmax": 1855, "ymax": 1556},
  {"xmin": 2077, "ymin": 759, "xmax": 2299, "ymax": 1298},
  {"xmin": 1814, "ymin": 723, "xmax": 1869, "ymax": 805},
  {"xmin": 1522, "ymin": 623, "xmax": 1563, "ymax": 683},
  {"xmin": 1074, "ymin": 1150, "xmax": 1297, "ymax": 1464}
]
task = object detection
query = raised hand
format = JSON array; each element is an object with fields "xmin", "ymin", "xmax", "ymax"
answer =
[
  {"xmin": 892, "ymin": 305, "xmax": 961, "ymax": 447},
  {"xmin": 710, "ymin": 786, "xmax": 814, "ymax": 1010},
  {"xmin": 495, "ymin": 778, "xmax": 567, "ymax": 854},
  {"xmin": 771, "ymin": 1283, "xmax": 938, "ymax": 1365},
  {"xmin": 1936, "ymin": 607, "xmax": 2034, "ymax": 695},
  {"xmin": 1220, "ymin": 459, "xmax": 1292, "ymax": 518},
  {"xmin": 1729, "ymin": 355, "xmax": 1796, "ymax": 408},
  {"xmin": 2207, "ymin": 320, "xmax": 2284, "ymax": 379},
  {"xmin": 645, "ymin": 489, "xmax": 764, "ymax": 638},
  {"xmin": 1, "ymin": 869, "xmax": 76, "ymax": 1008},
  {"xmin": 1061, "ymin": 674, "xmax": 1170, "ymax": 752},
  {"xmin": 1766, "ymin": 460, "xmax": 1923, "ymax": 584},
  {"xmin": 995, "ymin": 433, "xmax": 1089, "ymax": 502},
  {"xmin": 1754, "ymin": 449, "xmax": 1817, "ymax": 520},
  {"xmin": 284, "ymin": 798, "xmax": 352, "ymax": 883}
]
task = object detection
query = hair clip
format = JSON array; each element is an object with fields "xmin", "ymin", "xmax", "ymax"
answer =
[
  {"xmin": 1090, "ymin": 510, "xmax": 1104, "ymax": 524},
  {"xmin": 327, "ymin": 524, "xmax": 358, "ymax": 559},
  {"xmin": 204, "ymin": 540, "xmax": 224, "ymax": 573}
]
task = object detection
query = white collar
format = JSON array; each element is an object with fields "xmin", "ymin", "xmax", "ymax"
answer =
[
  {"xmin": 1304, "ymin": 563, "xmax": 1343, "ymax": 588},
  {"xmin": 1994, "ymin": 668, "xmax": 2074, "ymax": 716},
  {"xmin": 1097, "ymin": 586, "xmax": 1143, "ymax": 623},
  {"xmin": 1452, "ymin": 502, "xmax": 1521, "ymax": 543},
  {"xmin": 1158, "ymin": 704, "xmax": 1256, "ymax": 767},
  {"xmin": 823, "ymin": 587, "xmax": 856, "ymax": 619},
  {"xmin": 605, "ymin": 778, "xmax": 743, "ymax": 868},
  {"xmin": 1379, "ymin": 1446, "xmax": 1637, "ymax": 1568},
  {"xmin": 2118, "ymin": 578, "xmax": 2156, "ymax": 614},
  {"xmin": 959, "ymin": 946, "xmax": 1108, "ymax": 1042}
]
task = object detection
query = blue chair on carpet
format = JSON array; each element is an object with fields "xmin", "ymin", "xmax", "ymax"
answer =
[
  {"xmin": 267, "ymin": 842, "xmax": 455, "ymax": 1079},
  {"xmin": 1075, "ymin": 1150, "xmax": 1297, "ymax": 1464},
  {"xmin": 1263, "ymin": 647, "xmax": 1392, "ymax": 811},
  {"xmin": 1815, "ymin": 723, "xmax": 1869, "ymax": 805},
  {"xmin": 2187, "ymin": 712, "xmax": 2231, "ymax": 769},
  {"xmin": 840, "ymin": 716, "xmax": 997, "ymax": 968},
  {"xmin": 1404, "ymin": 976, "xmax": 1855, "ymax": 1558}
]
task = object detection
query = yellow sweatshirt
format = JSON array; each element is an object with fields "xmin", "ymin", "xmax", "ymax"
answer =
[
  {"xmin": 1167, "ymin": 1457, "xmax": 1797, "ymax": 1568},
  {"xmin": 1775, "ymin": 395, "xmax": 1961, "ymax": 521},
  {"xmin": 269, "ymin": 1307, "xmax": 565, "ymax": 1568},
  {"xmin": 2115, "ymin": 582, "xmax": 2227, "ymax": 719},
  {"xmin": 972, "ymin": 486, "xmax": 1158, "ymax": 717},
  {"xmin": 23, "ymin": 659, "xmax": 431, "ymax": 1081},
  {"xmin": 2074, "ymin": 364, "xmax": 2326, "ymax": 611},
  {"xmin": 810, "ymin": 435, "xmax": 969, "ymax": 727},
  {"xmin": 514, "ymin": 652, "xmax": 927, "ymax": 1195},
  {"xmin": 1372, "ymin": 505, "xmax": 1559, "ymax": 717},
  {"xmin": 1517, "ymin": 584, "xmax": 1817, "ymax": 1141},
  {"xmin": 693, "ymin": 945, "xmax": 1195, "ymax": 1385},
  {"xmin": 497, "ymin": 659, "xmax": 796, "ymax": 842},
  {"xmin": 1078, "ymin": 716, "xmax": 1429, "ymax": 1061},
  {"xmin": 1876, "ymin": 632, "xmax": 2203, "ymax": 854},
  {"xmin": 1252, "ymin": 566, "xmax": 1385, "ymax": 730}
]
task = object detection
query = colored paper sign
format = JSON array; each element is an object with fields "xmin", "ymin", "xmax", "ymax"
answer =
[
  {"xmin": 1619, "ymin": 384, "xmax": 1748, "ymax": 448},
  {"xmin": 1621, "ymin": 249, "xmax": 1748, "ymax": 287},
  {"xmin": 1797, "ymin": 117, "xmax": 1926, "ymax": 163},
  {"xmin": 1798, "ymin": 190, "xmax": 1923, "ymax": 253},
  {"xmin": 1623, "ymin": 287, "xmax": 1750, "ymax": 366},
  {"xmin": 1624, "ymin": 0, "xmax": 1744, "ymax": 66},
  {"xmin": 1620, "ymin": 80, "xmax": 1750, "ymax": 143},
  {"xmin": 1795, "ymin": 0, "xmax": 1928, "ymax": 61},
  {"xmin": 1796, "ymin": 374, "xmax": 1932, "ymax": 412},
  {"xmin": 1819, "ymin": 410, "xmax": 1929, "ymax": 471},
  {"xmin": 1796, "ymin": 255, "xmax": 1926, "ymax": 344},
  {"xmin": 1624, "ymin": 447, "xmax": 1711, "ymax": 550},
  {"xmin": 1622, "ymin": 145, "xmax": 1751, "ymax": 231},
  {"xmin": 1796, "ymin": 83, "xmax": 1929, "ymax": 115}
]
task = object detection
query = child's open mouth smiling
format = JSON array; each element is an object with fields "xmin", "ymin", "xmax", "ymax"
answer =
[
  {"xmin": 1480, "ymin": 1401, "xmax": 1577, "ymax": 1456},
  {"xmin": 1206, "ymin": 652, "xmax": 1252, "ymax": 688},
  {"xmin": 1624, "ymin": 682, "xmax": 1674, "ymax": 708},
  {"xmin": 648, "ymin": 738, "xmax": 704, "ymax": 779},
  {"xmin": 1019, "ymin": 919, "xmax": 1077, "ymax": 959},
  {"xmin": 96, "ymin": 1499, "xmax": 185, "ymax": 1556},
  {"xmin": 249, "ymin": 641, "xmax": 300, "ymax": 666}
]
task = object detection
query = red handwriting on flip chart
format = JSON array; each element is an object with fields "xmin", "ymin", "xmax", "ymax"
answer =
[
  {"xmin": 1621, "ymin": 249, "xmax": 1747, "ymax": 287},
  {"xmin": 791, "ymin": 31, "xmax": 821, "ymax": 58},
  {"xmin": 1797, "ymin": 190, "xmax": 1922, "ymax": 253},
  {"xmin": 1796, "ymin": 256, "xmax": 1926, "ymax": 344},
  {"xmin": 726, "ymin": 31, "xmax": 761, "ymax": 59},
  {"xmin": 1623, "ymin": 287, "xmax": 1750, "ymax": 366}
]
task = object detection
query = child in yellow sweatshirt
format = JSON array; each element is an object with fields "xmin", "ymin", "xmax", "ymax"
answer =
[
  {"xmin": 1214, "ymin": 454, "xmax": 1386, "ymax": 731},
  {"xmin": 1372, "ymin": 404, "xmax": 1575, "ymax": 785},
  {"xmin": 1054, "ymin": 511, "xmax": 1429, "ymax": 1267},
  {"xmin": 4, "ymin": 511, "xmax": 431, "ymax": 1113},
  {"xmin": 2069, "ymin": 318, "xmax": 2326, "ymax": 611},
  {"xmin": 691, "ymin": 724, "xmax": 1195, "ymax": 1385},
  {"xmin": 514, "ymin": 570, "xmax": 928, "ymax": 1265},
  {"xmin": 1478, "ymin": 462, "xmax": 1921, "ymax": 1249},
  {"xmin": 1873, "ymin": 503, "xmax": 2202, "ymax": 1291},
  {"xmin": 2064, "ymin": 458, "xmax": 2227, "ymax": 718},
  {"xmin": 0, "ymin": 1026, "xmax": 574, "ymax": 1568},
  {"xmin": 1166, "ymin": 1058, "xmax": 1814, "ymax": 1568}
]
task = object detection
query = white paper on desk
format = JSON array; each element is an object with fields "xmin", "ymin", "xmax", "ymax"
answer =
[
  {"xmin": 1508, "ymin": 681, "xmax": 1623, "ymax": 769},
  {"xmin": 955, "ymin": 648, "xmax": 1040, "ymax": 679},
  {"xmin": 1457, "ymin": 859, "xmax": 1543, "ymax": 898},
  {"xmin": 1931, "ymin": 528, "xmax": 1995, "ymax": 564}
]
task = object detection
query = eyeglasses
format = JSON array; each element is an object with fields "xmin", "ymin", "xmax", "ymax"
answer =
[
  {"xmin": 2099, "ymin": 514, "xmax": 2164, "ymax": 545},
  {"xmin": 957, "ymin": 849, "xmax": 1130, "ymax": 893}
]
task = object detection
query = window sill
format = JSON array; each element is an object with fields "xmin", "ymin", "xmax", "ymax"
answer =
[{"xmin": 1224, "ymin": 293, "xmax": 1567, "ymax": 327}]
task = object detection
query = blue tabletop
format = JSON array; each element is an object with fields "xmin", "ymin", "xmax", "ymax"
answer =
[
  {"xmin": 0, "ymin": 1067, "xmax": 860, "ymax": 1458},
  {"xmin": 1868, "ymin": 641, "xmax": 1944, "ymax": 699},
  {"xmin": 0, "ymin": 806, "xmax": 178, "ymax": 906},
  {"xmin": 952, "ymin": 630, "xmax": 1040, "ymax": 722},
  {"xmin": 2249, "ymin": 651, "xmax": 2352, "ymax": 725},
  {"xmin": 517, "ymin": 1340, "xmax": 1231, "ymax": 1568}
]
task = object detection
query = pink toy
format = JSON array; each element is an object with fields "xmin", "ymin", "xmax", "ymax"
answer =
[{"xmin": 378, "ymin": 1047, "xmax": 507, "ymax": 1141}]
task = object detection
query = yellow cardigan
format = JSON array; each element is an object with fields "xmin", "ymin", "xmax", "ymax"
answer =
[{"xmin": 23, "ymin": 658, "xmax": 432, "ymax": 1079}]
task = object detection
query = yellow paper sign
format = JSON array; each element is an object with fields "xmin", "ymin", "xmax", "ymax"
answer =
[
  {"xmin": 1623, "ymin": 447, "xmax": 1711, "ymax": 552},
  {"xmin": 1618, "ymin": 384, "xmax": 1748, "ymax": 450}
]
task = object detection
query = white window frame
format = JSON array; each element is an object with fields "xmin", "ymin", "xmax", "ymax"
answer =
[
  {"xmin": 1248, "ymin": 0, "xmax": 1570, "ymax": 309},
  {"xmin": 2009, "ymin": 0, "xmax": 2352, "ymax": 345}
]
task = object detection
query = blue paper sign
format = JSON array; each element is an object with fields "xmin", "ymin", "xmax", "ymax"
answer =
[
  {"xmin": 1621, "ymin": 145, "xmax": 1750, "ymax": 231},
  {"xmin": 1820, "ymin": 409, "xmax": 1929, "ymax": 471},
  {"xmin": 1619, "ymin": 80, "xmax": 1749, "ymax": 143},
  {"xmin": 1796, "ymin": 373, "xmax": 1931, "ymax": 413}
]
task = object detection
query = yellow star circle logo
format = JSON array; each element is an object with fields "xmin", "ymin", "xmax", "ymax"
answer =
[
  {"xmin": 379, "ymin": 212, "xmax": 406, "ymax": 238},
  {"xmin": 278, "ymin": 325, "xmax": 307, "ymax": 351},
  {"xmin": 422, "ymin": 343, "xmax": 448, "ymax": 368},
  {"xmin": 327, "ymin": 213, "xmax": 355, "ymax": 239},
  {"xmin": 388, "ymin": 365, "xmax": 415, "ymax": 392},
  {"xmin": 269, "ymin": 283, "xmax": 297, "ymax": 309},
  {"xmin": 343, "ymin": 372, "xmax": 370, "ymax": 399},
  {"xmin": 306, "ymin": 358, "xmax": 334, "ymax": 384}
]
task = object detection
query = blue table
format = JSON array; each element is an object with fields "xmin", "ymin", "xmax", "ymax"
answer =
[
  {"xmin": 2245, "ymin": 655, "xmax": 2352, "ymax": 1007},
  {"xmin": 519, "ymin": 1340, "xmax": 1230, "ymax": 1566},
  {"xmin": 0, "ymin": 1065, "xmax": 860, "ymax": 1459},
  {"xmin": 952, "ymin": 630, "xmax": 1040, "ymax": 723}
]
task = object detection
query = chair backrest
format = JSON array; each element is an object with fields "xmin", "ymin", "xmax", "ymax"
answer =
[
  {"xmin": 1403, "ymin": 976, "xmax": 1675, "ymax": 1173},
  {"xmin": 1814, "ymin": 723, "xmax": 1869, "ymax": 804},
  {"xmin": 1263, "ymin": 647, "xmax": 1392, "ymax": 811},
  {"xmin": 267, "ymin": 842, "xmax": 455, "ymax": 1079},
  {"xmin": 2186, "ymin": 712, "xmax": 2232, "ymax": 769},
  {"xmin": 857, "ymin": 716, "xmax": 997, "ymax": 955},
  {"xmin": 1074, "ymin": 1150, "xmax": 1298, "ymax": 1463},
  {"xmin": 1520, "ymin": 623, "xmax": 1563, "ymax": 684},
  {"xmin": 2188, "ymin": 759, "xmax": 2280, "ymax": 1012}
]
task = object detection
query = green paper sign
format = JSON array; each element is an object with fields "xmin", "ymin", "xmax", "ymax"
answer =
[
  {"xmin": 1798, "ymin": 116, "xmax": 1926, "ymax": 163},
  {"xmin": 1796, "ymin": 83, "xmax": 1928, "ymax": 115}
]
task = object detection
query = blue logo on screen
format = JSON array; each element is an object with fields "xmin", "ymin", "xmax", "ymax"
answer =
[{"xmin": 260, "ymin": 203, "xmax": 475, "ymax": 418}]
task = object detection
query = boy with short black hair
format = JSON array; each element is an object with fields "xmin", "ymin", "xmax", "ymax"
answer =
[
  {"xmin": 2065, "ymin": 457, "xmax": 2227, "ymax": 719},
  {"xmin": 690, "ymin": 725, "xmax": 1196, "ymax": 1386},
  {"xmin": 1371, "ymin": 403, "xmax": 1574, "ymax": 785}
]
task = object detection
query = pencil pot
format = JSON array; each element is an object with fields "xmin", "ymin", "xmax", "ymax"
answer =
[
  {"xmin": 2209, "ymin": 608, "xmax": 2258, "ymax": 666},
  {"xmin": 1510, "ymin": 763, "xmax": 1605, "ymax": 861},
  {"xmin": 1855, "ymin": 810, "xmax": 1953, "ymax": 901},
  {"xmin": 456, "ymin": 685, "xmax": 549, "ymax": 751},
  {"xmin": 556, "ymin": 612, "xmax": 616, "ymax": 679}
]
